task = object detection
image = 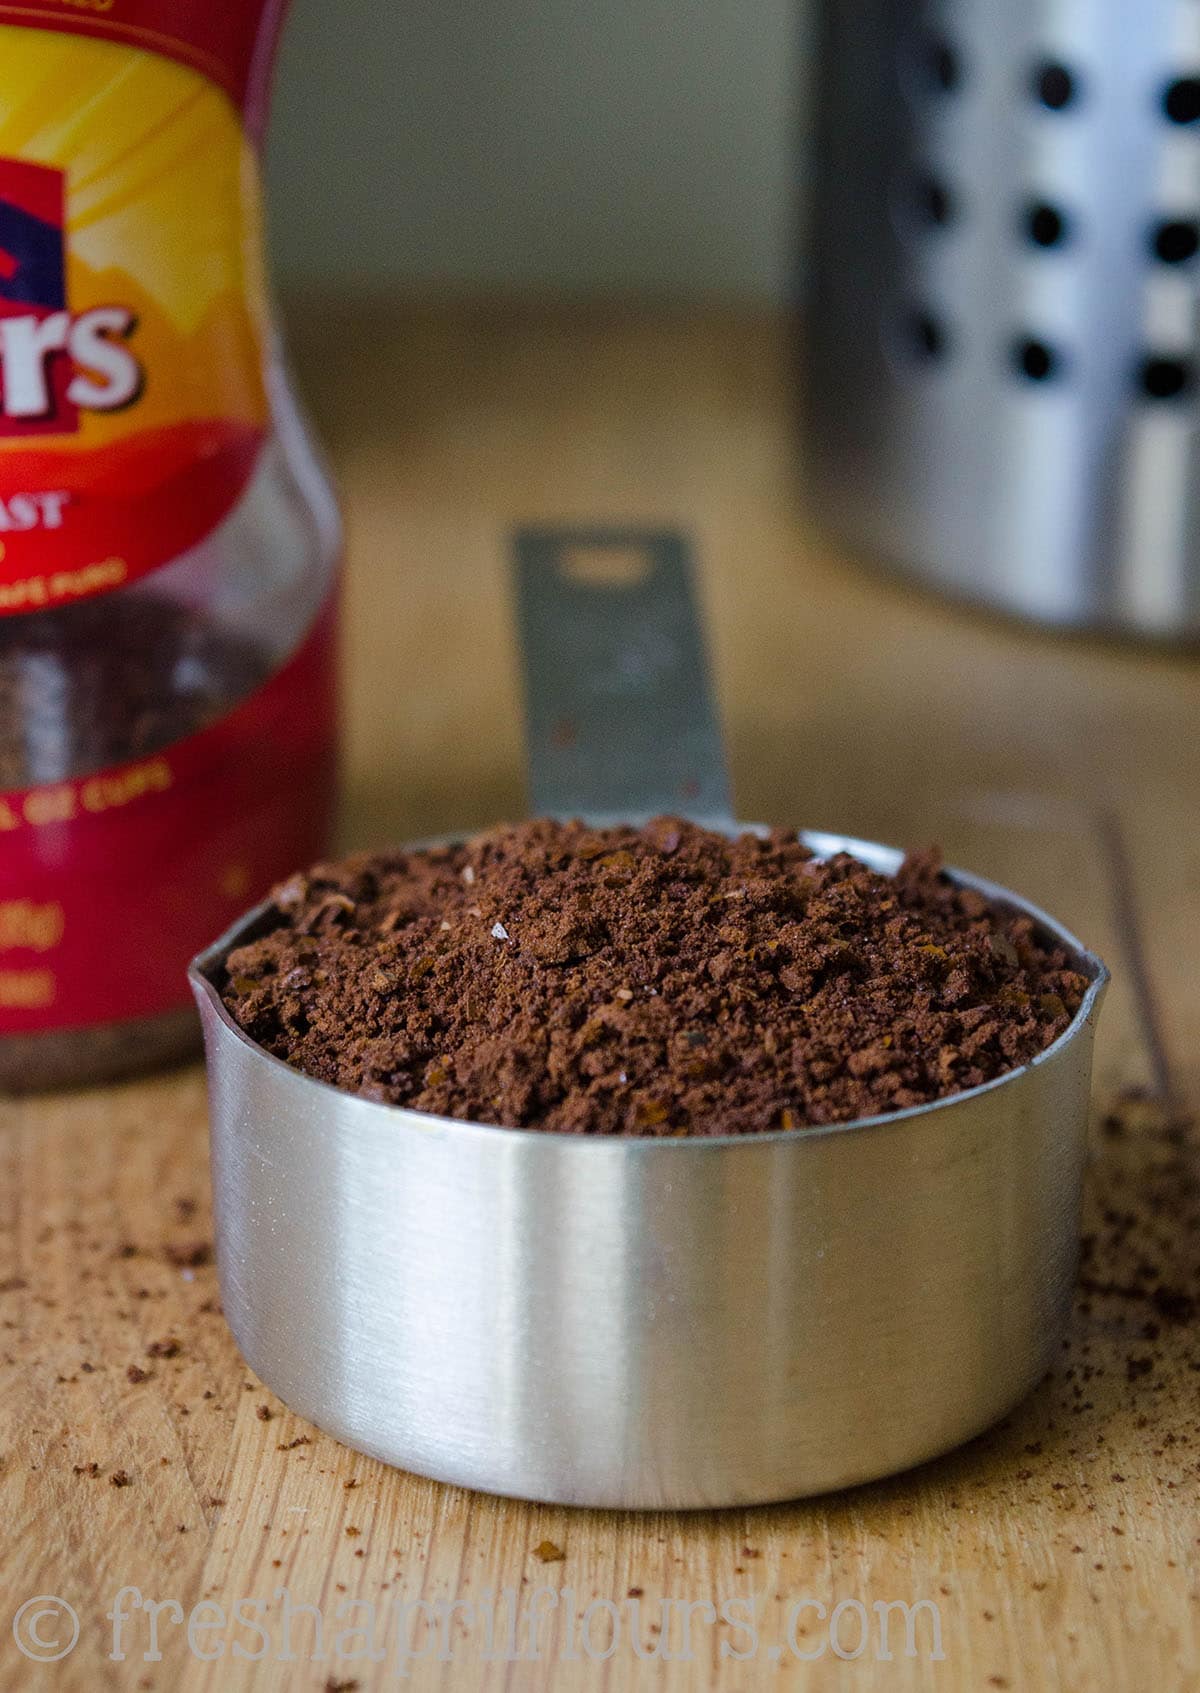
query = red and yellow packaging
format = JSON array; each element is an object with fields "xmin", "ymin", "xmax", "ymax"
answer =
[
  {"xmin": 0, "ymin": 9, "xmax": 277, "ymax": 611},
  {"xmin": 0, "ymin": 1, "xmax": 340, "ymax": 1066}
]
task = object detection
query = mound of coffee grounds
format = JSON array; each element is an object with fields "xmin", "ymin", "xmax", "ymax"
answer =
[
  {"xmin": 220, "ymin": 818, "xmax": 1092, "ymax": 1136},
  {"xmin": 0, "ymin": 592, "xmax": 270, "ymax": 1092}
]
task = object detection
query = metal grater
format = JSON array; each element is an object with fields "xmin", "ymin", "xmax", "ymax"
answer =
[{"xmin": 803, "ymin": 0, "xmax": 1200, "ymax": 637}]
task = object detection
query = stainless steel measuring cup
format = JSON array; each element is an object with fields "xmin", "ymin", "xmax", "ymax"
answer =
[{"xmin": 190, "ymin": 529, "xmax": 1108, "ymax": 1509}]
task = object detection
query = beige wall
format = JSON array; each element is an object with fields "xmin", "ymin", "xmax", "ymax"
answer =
[{"xmin": 266, "ymin": 0, "xmax": 801, "ymax": 303}]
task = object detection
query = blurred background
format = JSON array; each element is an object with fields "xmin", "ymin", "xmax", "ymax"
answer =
[
  {"xmin": 269, "ymin": 0, "xmax": 1200, "ymax": 642},
  {"xmin": 261, "ymin": 0, "xmax": 1199, "ymax": 864},
  {"xmin": 267, "ymin": 0, "xmax": 799, "ymax": 303}
]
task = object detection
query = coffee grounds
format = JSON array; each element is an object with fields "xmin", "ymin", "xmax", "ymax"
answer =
[
  {"xmin": 220, "ymin": 818, "xmax": 1091, "ymax": 1136},
  {"xmin": 0, "ymin": 591, "xmax": 268, "ymax": 789},
  {"xmin": 0, "ymin": 591, "xmax": 269, "ymax": 1091}
]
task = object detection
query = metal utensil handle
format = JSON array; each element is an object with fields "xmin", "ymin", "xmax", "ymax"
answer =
[{"xmin": 513, "ymin": 526, "xmax": 734, "ymax": 825}]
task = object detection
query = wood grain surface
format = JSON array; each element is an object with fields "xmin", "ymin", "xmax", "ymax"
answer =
[{"xmin": 1, "ymin": 301, "xmax": 1198, "ymax": 1692}]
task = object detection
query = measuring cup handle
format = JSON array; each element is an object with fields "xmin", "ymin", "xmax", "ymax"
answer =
[{"xmin": 513, "ymin": 526, "xmax": 735, "ymax": 826}]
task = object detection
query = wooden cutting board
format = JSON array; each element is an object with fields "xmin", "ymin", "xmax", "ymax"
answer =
[{"xmin": 2, "ymin": 302, "xmax": 1197, "ymax": 1693}]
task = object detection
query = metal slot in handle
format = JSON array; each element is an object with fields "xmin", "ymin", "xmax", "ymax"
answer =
[{"xmin": 513, "ymin": 527, "xmax": 734, "ymax": 825}]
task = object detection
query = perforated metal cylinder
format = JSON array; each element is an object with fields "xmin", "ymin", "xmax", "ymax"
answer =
[{"xmin": 803, "ymin": 0, "xmax": 1200, "ymax": 637}]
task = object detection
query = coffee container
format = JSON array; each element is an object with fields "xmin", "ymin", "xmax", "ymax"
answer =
[
  {"xmin": 0, "ymin": 4, "xmax": 340, "ymax": 1089},
  {"xmin": 803, "ymin": 1, "xmax": 1200, "ymax": 638}
]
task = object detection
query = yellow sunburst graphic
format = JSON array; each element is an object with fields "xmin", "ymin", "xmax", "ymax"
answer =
[{"xmin": 0, "ymin": 23, "xmax": 268, "ymax": 448}]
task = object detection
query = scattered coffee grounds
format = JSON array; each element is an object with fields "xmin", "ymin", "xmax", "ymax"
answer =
[
  {"xmin": 220, "ymin": 818, "xmax": 1091, "ymax": 1136},
  {"xmin": 0, "ymin": 592, "xmax": 270, "ymax": 1092},
  {"xmin": 164, "ymin": 1241, "xmax": 212, "ymax": 1269}
]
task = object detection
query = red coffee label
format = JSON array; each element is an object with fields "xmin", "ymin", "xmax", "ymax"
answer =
[
  {"xmin": 0, "ymin": 6, "xmax": 280, "ymax": 615},
  {"xmin": 0, "ymin": 597, "xmax": 338, "ymax": 1032},
  {"xmin": 0, "ymin": 1, "xmax": 288, "ymax": 137}
]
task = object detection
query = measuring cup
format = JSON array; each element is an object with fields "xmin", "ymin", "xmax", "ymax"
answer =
[{"xmin": 190, "ymin": 529, "xmax": 1108, "ymax": 1508}]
